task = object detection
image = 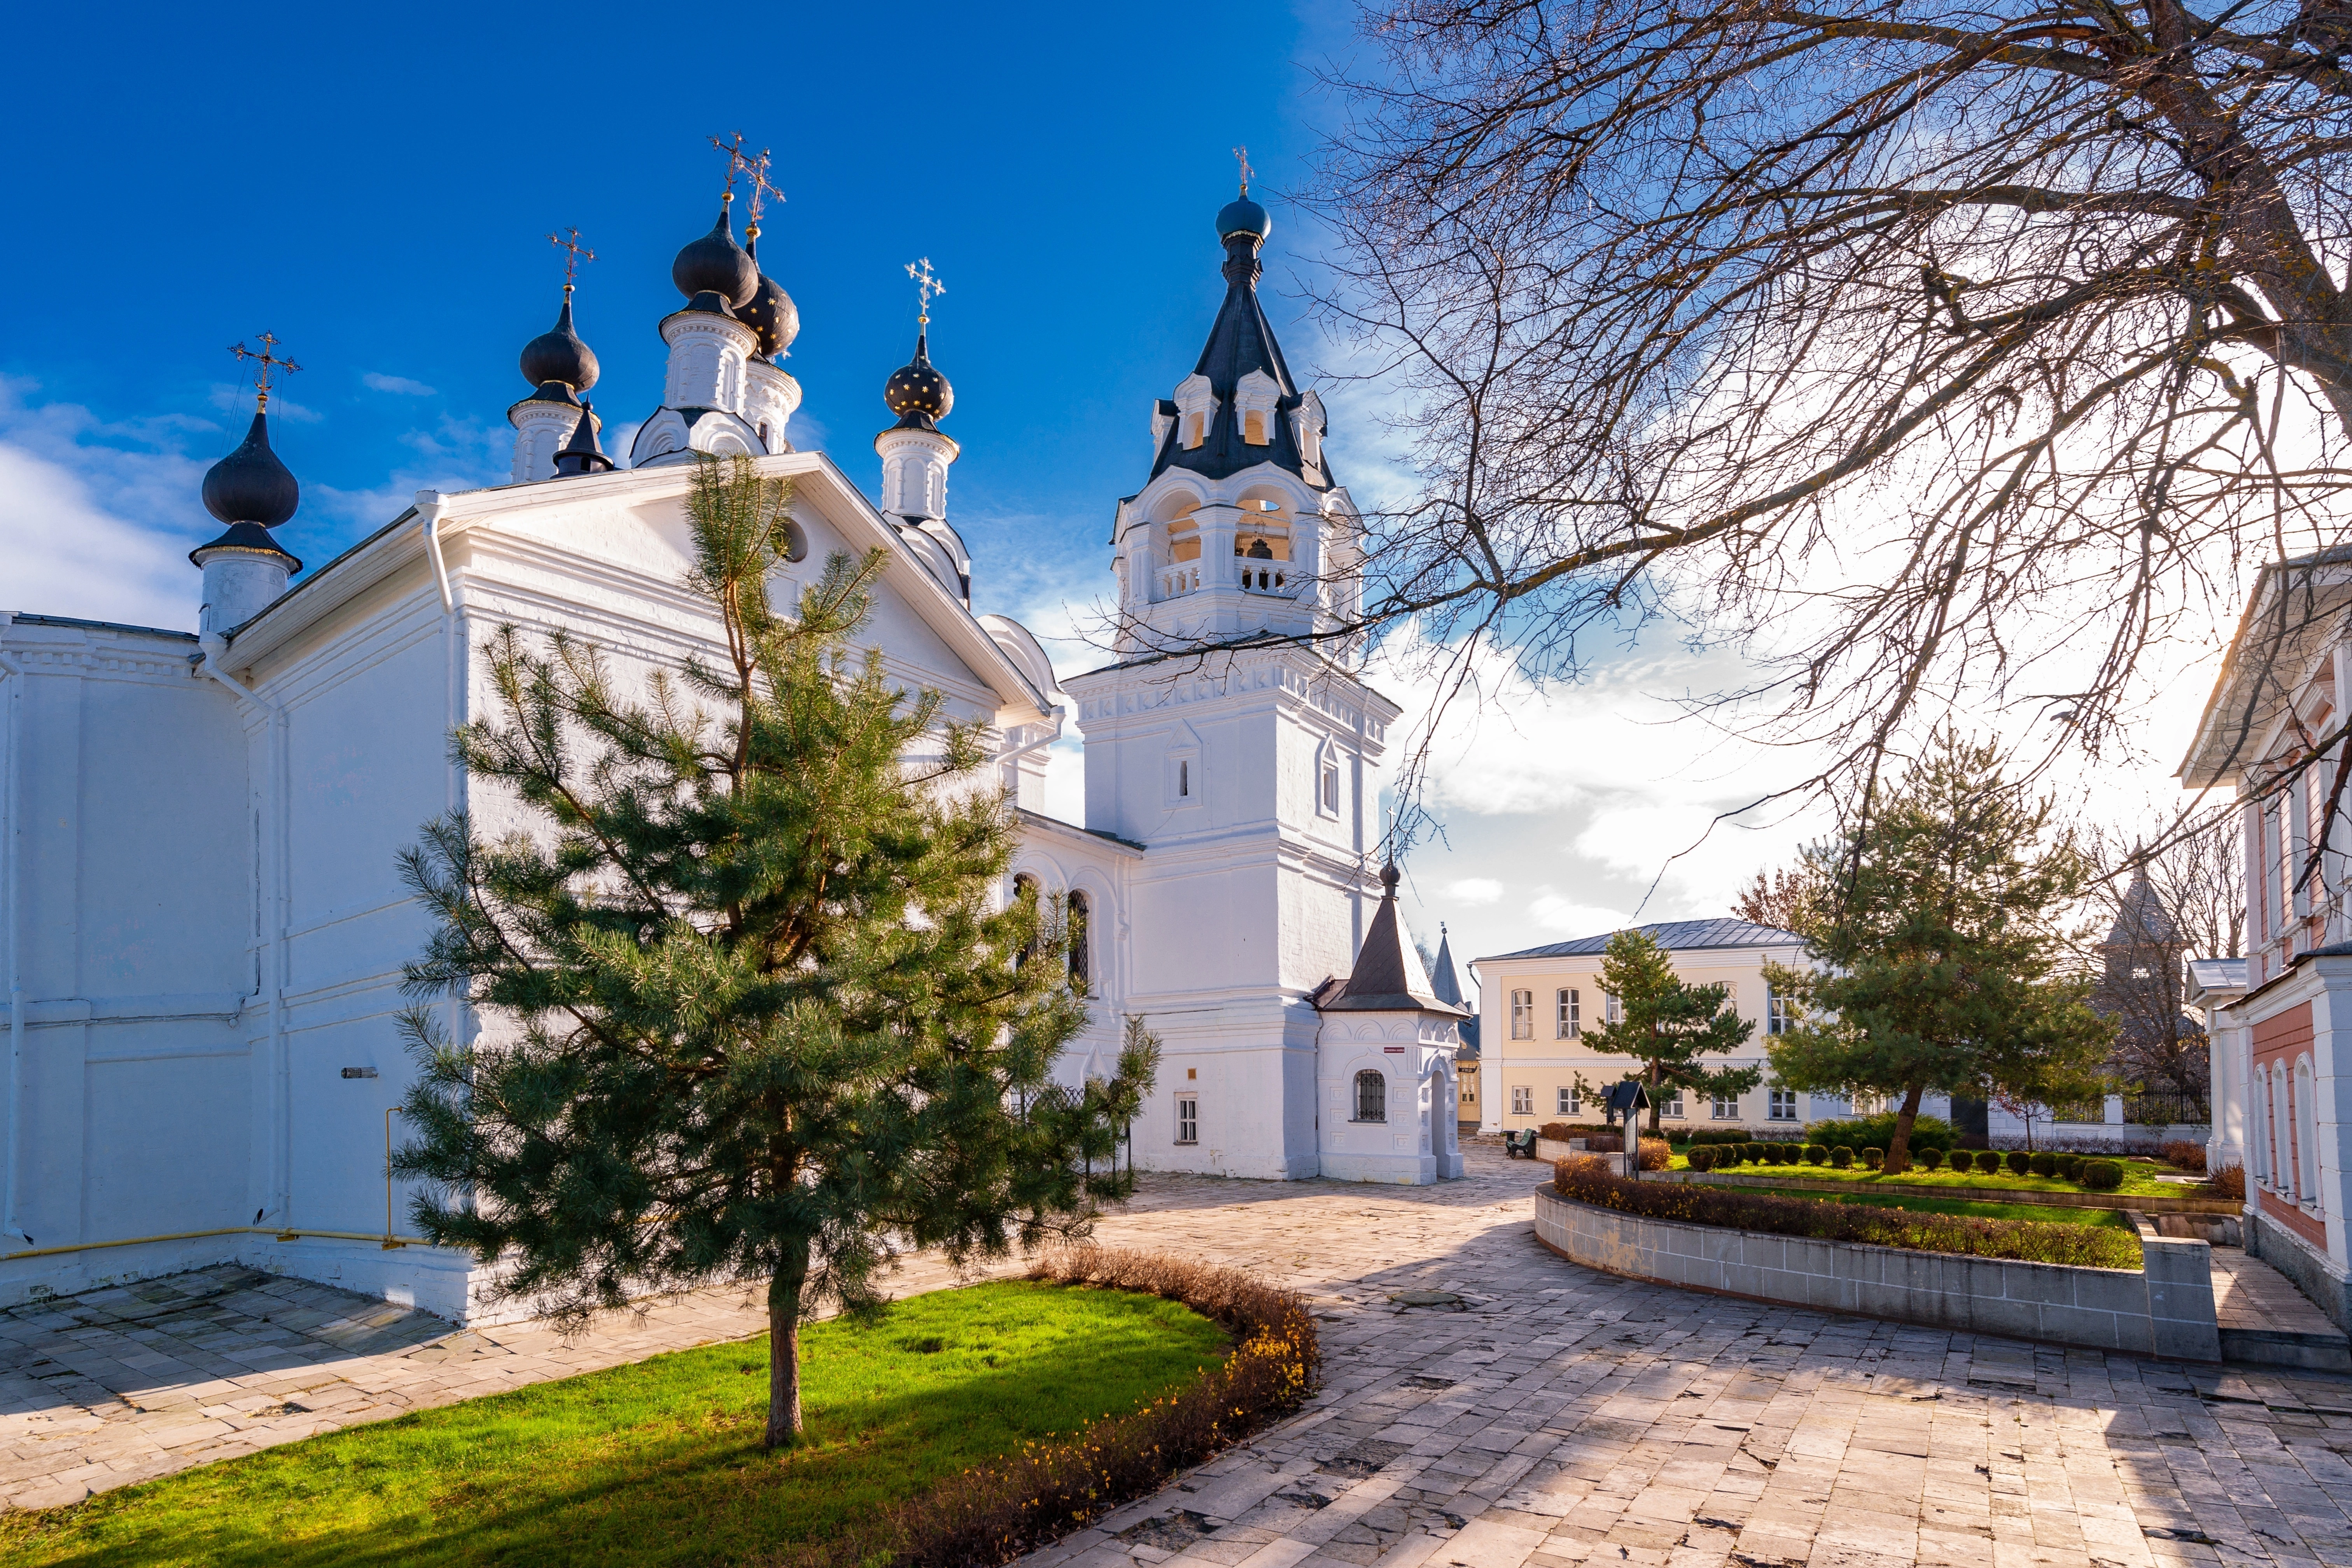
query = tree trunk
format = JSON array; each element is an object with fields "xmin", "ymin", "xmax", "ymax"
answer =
[
  {"xmin": 766, "ymin": 1241, "xmax": 809, "ymax": 1450},
  {"xmin": 1886, "ymin": 1082, "xmax": 1927, "ymax": 1174},
  {"xmin": 1646, "ymin": 1062, "xmax": 1662, "ymax": 1136}
]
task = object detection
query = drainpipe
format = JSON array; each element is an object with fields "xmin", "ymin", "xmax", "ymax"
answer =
[
  {"xmin": 417, "ymin": 492, "xmax": 454, "ymax": 614},
  {"xmin": 0, "ymin": 618, "xmax": 23, "ymax": 1237},
  {"xmin": 197, "ymin": 634, "xmax": 290, "ymax": 1232}
]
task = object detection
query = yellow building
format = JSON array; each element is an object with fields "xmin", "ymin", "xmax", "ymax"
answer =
[{"xmin": 1470, "ymin": 919, "xmax": 1816, "ymax": 1134}]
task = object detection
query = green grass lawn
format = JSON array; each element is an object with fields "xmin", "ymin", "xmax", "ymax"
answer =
[
  {"xmin": 0, "ymin": 1280, "xmax": 1228, "ymax": 1568},
  {"xmin": 1792, "ymin": 1190, "xmax": 2135, "ymax": 1228},
  {"xmin": 1668, "ymin": 1155, "xmax": 2177, "ymax": 1196}
]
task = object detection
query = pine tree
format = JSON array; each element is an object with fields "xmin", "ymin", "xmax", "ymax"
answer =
[
  {"xmin": 1763, "ymin": 735, "xmax": 2111, "ymax": 1173},
  {"xmin": 1581, "ymin": 929, "xmax": 1760, "ymax": 1134},
  {"xmin": 391, "ymin": 455, "xmax": 1156, "ymax": 1449}
]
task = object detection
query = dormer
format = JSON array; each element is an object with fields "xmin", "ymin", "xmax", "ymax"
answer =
[
  {"xmin": 1235, "ymin": 369, "xmax": 1282, "ymax": 448},
  {"xmin": 1151, "ymin": 399, "xmax": 1177, "ymax": 458},
  {"xmin": 1290, "ymin": 390, "xmax": 1328, "ymax": 476},
  {"xmin": 1172, "ymin": 373, "xmax": 1217, "ymax": 451}
]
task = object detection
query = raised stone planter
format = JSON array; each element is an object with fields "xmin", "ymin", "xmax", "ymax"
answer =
[{"xmin": 1533, "ymin": 1184, "xmax": 2220, "ymax": 1360}]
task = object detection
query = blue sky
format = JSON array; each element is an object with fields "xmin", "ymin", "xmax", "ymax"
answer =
[{"xmin": 0, "ymin": 1, "xmax": 2221, "ymax": 986}]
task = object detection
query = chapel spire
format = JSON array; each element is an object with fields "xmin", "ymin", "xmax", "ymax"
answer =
[
  {"xmin": 1150, "ymin": 163, "xmax": 1328, "ymax": 487},
  {"xmin": 509, "ymin": 230, "xmax": 602, "ymax": 483},
  {"xmin": 193, "ymin": 337, "xmax": 304, "ymax": 639},
  {"xmin": 876, "ymin": 257, "xmax": 968, "ymax": 604}
]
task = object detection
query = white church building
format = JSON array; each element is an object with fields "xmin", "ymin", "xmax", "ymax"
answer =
[{"xmin": 0, "ymin": 184, "xmax": 1465, "ymax": 1322}]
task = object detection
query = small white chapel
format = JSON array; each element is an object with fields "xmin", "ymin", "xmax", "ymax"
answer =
[{"xmin": 0, "ymin": 180, "xmax": 1466, "ymax": 1322}]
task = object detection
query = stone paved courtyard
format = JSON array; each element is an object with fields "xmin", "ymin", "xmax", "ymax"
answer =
[{"xmin": 5, "ymin": 1141, "xmax": 2352, "ymax": 1568}]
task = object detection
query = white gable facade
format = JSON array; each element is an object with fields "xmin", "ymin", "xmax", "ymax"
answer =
[{"xmin": 0, "ymin": 189, "xmax": 1456, "ymax": 1324}]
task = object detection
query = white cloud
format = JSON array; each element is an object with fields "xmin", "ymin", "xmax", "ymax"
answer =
[
  {"xmin": 1528, "ymin": 892, "xmax": 1630, "ymax": 938},
  {"xmin": 362, "ymin": 373, "xmax": 437, "ymax": 397},
  {"xmin": 1445, "ymin": 877, "xmax": 1503, "ymax": 905},
  {"xmin": 0, "ymin": 438, "xmax": 201, "ymax": 633}
]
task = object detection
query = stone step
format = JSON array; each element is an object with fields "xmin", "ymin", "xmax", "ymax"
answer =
[
  {"xmin": 2210, "ymin": 1248, "xmax": 2352, "ymax": 1370},
  {"xmin": 2221, "ymin": 1325, "xmax": 2352, "ymax": 1373}
]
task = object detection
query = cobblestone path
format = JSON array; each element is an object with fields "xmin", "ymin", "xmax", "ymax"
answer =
[{"xmin": 9, "ymin": 1141, "xmax": 2352, "ymax": 1568}]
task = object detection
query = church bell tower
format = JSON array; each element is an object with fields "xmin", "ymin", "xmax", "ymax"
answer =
[{"xmin": 1062, "ymin": 177, "xmax": 1395, "ymax": 1180}]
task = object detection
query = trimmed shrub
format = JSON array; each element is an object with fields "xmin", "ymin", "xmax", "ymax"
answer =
[
  {"xmin": 1767, "ymin": 1144, "xmax": 1791, "ymax": 1166},
  {"xmin": 2208, "ymin": 1164, "xmax": 2246, "ymax": 1200},
  {"xmin": 2004, "ymin": 1151, "xmax": 2032, "ymax": 1177},
  {"xmin": 1974, "ymin": 1150, "xmax": 2003, "ymax": 1175},
  {"xmin": 1916, "ymin": 1147, "xmax": 1944, "ymax": 1171},
  {"xmin": 2054, "ymin": 1153, "xmax": 2084, "ymax": 1181},
  {"xmin": 1682, "ymin": 1128, "xmax": 1752, "ymax": 1147},
  {"xmin": 1550, "ymin": 1160, "xmax": 2141, "ymax": 1269},
  {"xmin": 2081, "ymin": 1159, "xmax": 2125, "ymax": 1191},
  {"xmin": 788, "ymin": 1244, "xmax": 1320, "ymax": 1567},
  {"xmin": 1802, "ymin": 1144, "xmax": 1826, "ymax": 1165},
  {"xmin": 1803, "ymin": 1113, "xmax": 1958, "ymax": 1155},
  {"xmin": 1687, "ymin": 1145, "xmax": 1719, "ymax": 1172},
  {"xmin": 1830, "ymin": 1145, "xmax": 1854, "ymax": 1169},
  {"xmin": 2161, "ymin": 1140, "xmax": 2208, "ymax": 1174},
  {"xmin": 1638, "ymin": 1138, "xmax": 1671, "ymax": 1171},
  {"xmin": 1537, "ymin": 1122, "xmax": 1576, "ymax": 1141},
  {"xmin": 1584, "ymin": 1134, "xmax": 1624, "ymax": 1153},
  {"xmin": 2028, "ymin": 1152, "xmax": 2057, "ymax": 1178},
  {"xmin": 1862, "ymin": 1148, "xmax": 1885, "ymax": 1171}
]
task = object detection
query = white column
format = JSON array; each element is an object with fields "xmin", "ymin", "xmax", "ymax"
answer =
[
  {"xmin": 660, "ymin": 310, "xmax": 759, "ymax": 415},
  {"xmin": 508, "ymin": 400, "xmax": 577, "ymax": 484}
]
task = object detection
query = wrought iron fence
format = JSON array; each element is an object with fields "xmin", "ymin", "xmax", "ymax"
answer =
[{"xmin": 2124, "ymin": 1092, "xmax": 2208, "ymax": 1126}]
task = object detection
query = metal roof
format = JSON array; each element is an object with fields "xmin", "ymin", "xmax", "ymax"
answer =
[{"xmin": 1480, "ymin": 917, "xmax": 1809, "ymax": 963}]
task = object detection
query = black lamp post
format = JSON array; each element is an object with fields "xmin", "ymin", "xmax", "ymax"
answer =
[{"xmin": 1603, "ymin": 1081, "xmax": 1654, "ymax": 1180}]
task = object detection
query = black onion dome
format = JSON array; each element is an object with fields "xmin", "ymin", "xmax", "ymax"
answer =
[
  {"xmin": 884, "ymin": 331, "xmax": 952, "ymax": 427},
  {"xmin": 672, "ymin": 205, "xmax": 759, "ymax": 308},
  {"xmin": 519, "ymin": 292, "xmax": 599, "ymax": 396},
  {"xmin": 738, "ymin": 235, "xmax": 800, "ymax": 359},
  {"xmin": 201, "ymin": 409, "xmax": 299, "ymax": 528}
]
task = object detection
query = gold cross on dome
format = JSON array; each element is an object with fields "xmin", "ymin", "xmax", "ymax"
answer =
[
  {"xmin": 1233, "ymin": 144, "xmax": 1253, "ymax": 196},
  {"xmin": 744, "ymin": 148, "xmax": 783, "ymax": 232},
  {"xmin": 709, "ymin": 130, "xmax": 753, "ymax": 201},
  {"xmin": 547, "ymin": 227, "xmax": 595, "ymax": 292},
  {"xmin": 906, "ymin": 257, "xmax": 945, "ymax": 326},
  {"xmin": 227, "ymin": 332, "xmax": 301, "ymax": 410}
]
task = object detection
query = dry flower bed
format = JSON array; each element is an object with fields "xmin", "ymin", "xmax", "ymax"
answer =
[
  {"xmin": 764, "ymin": 1244, "xmax": 1321, "ymax": 1568},
  {"xmin": 1552, "ymin": 1157, "xmax": 2142, "ymax": 1270}
]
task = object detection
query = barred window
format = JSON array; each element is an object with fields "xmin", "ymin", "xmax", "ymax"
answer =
[{"xmin": 1354, "ymin": 1070, "xmax": 1388, "ymax": 1123}]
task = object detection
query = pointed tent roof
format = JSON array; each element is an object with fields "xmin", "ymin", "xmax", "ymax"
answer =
[
  {"xmin": 1429, "ymin": 924, "xmax": 1465, "ymax": 1009},
  {"xmin": 2104, "ymin": 873, "xmax": 2180, "ymax": 949},
  {"xmin": 1148, "ymin": 208, "xmax": 1323, "ymax": 487},
  {"xmin": 1320, "ymin": 866, "xmax": 1469, "ymax": 1016}
]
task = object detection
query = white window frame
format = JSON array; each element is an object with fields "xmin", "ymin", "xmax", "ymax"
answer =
[
  {"xmin": 1175, "ymin": 1095, "xmax": 1198, "ymax": 1146},
  {"xmin": 1354, "ymin": 1069, "xmax": 1388, "ymax": 1124},
  {"xmin": 1711, "ymin": 1093, "xmax": 1740, "ymax": 1121},
  {"xmin": 1603, "ymin": 991, "xmax": 1622, "ymax": 1025},
  {"xmin": 1510, "ymin": 1085, "xmax": 1533, "ymax": 1116},
  {"xmin": 1510, "ymin": 990, "xmax": 1533, "ymax": 1040},
  {"xmin": 1556, "ymin": 1086, "xmax": 1578, "ymax": 1116},
  {"xmin": 1315, "ymin": 738, "xmax": 1342, "ymax": 819},
  {"xmin": 1556, "ymin": 987, "xmax": 1579, "ymax": 1039},
  {"xmin": 1767, "ymin": 986, "xmax": 1792, "ymax": 1037},
  {"xmin": 1659, "ymin": 1090, "xmax": 1684, "ymax": 1119},
  {"xmin": 1768, "ymin": 1087, "xmax": 1799, "ymax": 1122}
]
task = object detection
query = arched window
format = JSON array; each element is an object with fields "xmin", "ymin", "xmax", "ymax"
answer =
[
  {"xmin": 2298, "ymin": 1059, "xmax": 2321, "ymax": 1205},
  {"xmin": 1316, "ymin": 740, "xmax": 1341, "ymax": 817},
  {"xmin": 2253, "ymin": 1066, "xmax": 2271, "ymax": 1184},
  {"xmin": 1067, "ymin": 890, "xmax": 1091, "ymax": 992},
  {"xmin": 1012, "ymin": 874, "xmax": 1040, "ymax": 966},
  {"xmin": 1354, "ymin": 1069, "xmax": 1387, "ymax": 1123},
  {"xmin": 1185, "ymin": 413, "xmax": 1205, "ymax": 449},
  {"xmin": 1244, "ymin": 409, "xmax": 1267, "ymax": 444}
]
